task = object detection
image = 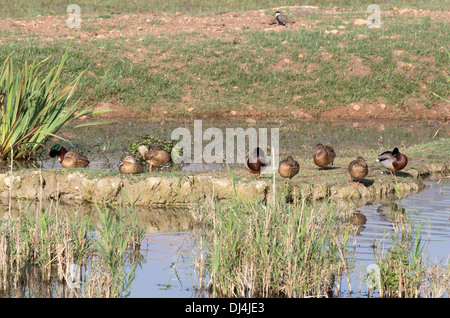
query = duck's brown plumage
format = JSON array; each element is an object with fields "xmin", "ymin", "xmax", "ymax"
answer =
[
  {"xmin": 138, "ymin": 145, "xmax": 171, "ymax": 172},
  {"xmin": 313, "ymin": 144, "xmax": 336, "ymax": 169},
  {"xmin": 348, "ymin": 156, "xmax": 368, "ymax": 183},
  {"xmin": 119, "ymin": 154, "xmax": 143, "ymax": 174},
  {"xmin": 278, "ymin": 156, "xmax": 300, "ymax": 180},
  {"xmin": 376, "ymin": 147, "xmax": 408, "ymax": 175},
  {"xmin": 49, "ymin": 144, "xmax": 89, "ymax": 168},
  {"xmin": 246, "ymin": 147, "xmax": 267, "ymax": 179}
]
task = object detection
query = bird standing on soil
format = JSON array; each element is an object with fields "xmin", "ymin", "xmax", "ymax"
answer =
[
  {"xmin": 348, "ymin": 156, "xmax": 369, "ymax": 184},
  {"xmin": 246, "ymin": 147, "xmax": 267, "ymax": 179},
  {"xmin": 49, "ymin": 144, "xmax": 90, "ymax": 168},
  {"xmin": 275, "ymin": 11, "xmax": 295, "ymax": 26},
  {"xmin": 278, "ymin": 155, "xmax": 300, "ymax": 180},
  {"xmin": 376, "ymin": 147, "xmax": 408, "ymax": 176},
  {"xmin": 137, "ymin": 145, "xmax": 171, "ymax": 172},
  {"xmin": 119, "ymin": 154, "xmax": 143, "ymax": 174},
  {"xmin": 313, "ymin": 143, "xmax": 336, "ymax": 169}
]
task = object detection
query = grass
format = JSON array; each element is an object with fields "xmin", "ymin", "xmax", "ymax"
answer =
[
  {"xmin": 0, "ymin": 193, "xmax": 145, "ymax": 297},
  {"xmin": 367, "ymin": 180, "xmax": 450, "ymax": 297},
  {"xmin": 195, "ymin": 193, "xmax": 355, "ymax": 297},
  {"xmin": 1, "ymin": 0, "xmax": 448, "ymax": 18},
  {"xmin": 0, "ymin": 7, "xmax": 448, "ymax": 120},
  {"xmin": 406, "ymin": 138, "xmax": 450, "ymax": 161},
  {"xmin": 187, "ymin": 169, "xmax": 450, "ymax": 298}
]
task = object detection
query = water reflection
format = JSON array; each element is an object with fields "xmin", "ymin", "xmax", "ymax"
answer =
[
  {"xmin": 128, "ymin": 180, "xmax": 449, "ymax": 298},
  {"xmin": 0, "ymin": 180, "xmax": 448, "ymax": 298},
  {"xmin": 0, "ymin": 118, "xmax": 447, "ymax": 174}
]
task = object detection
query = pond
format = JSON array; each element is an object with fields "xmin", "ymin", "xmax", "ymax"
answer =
[
  {"xmin": 0, "ymin": 118, "xmax": 448, "ymax": 298},
  {"xmin": 128, "ymin": 179, "xmax": 449, "ymax": 298}
]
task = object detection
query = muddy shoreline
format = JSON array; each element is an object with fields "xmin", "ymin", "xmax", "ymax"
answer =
[{"xmin": 0, "ymin": 162, "xmax": 447, "ymax": 209}]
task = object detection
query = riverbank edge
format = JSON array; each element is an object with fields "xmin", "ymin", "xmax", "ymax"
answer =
[{"xmin": 0, "ymin": 162, "xmax": 447, "ymax": 209}]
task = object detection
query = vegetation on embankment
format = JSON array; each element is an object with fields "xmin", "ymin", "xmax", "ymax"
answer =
[
  {"xmin": 1, "ymin": 0, "xmax": 448, "ymax": 18},
  {"xmin": 0, "ymin": 142, "xmax": 447, "ymax": 207},
  {"xmin": 0, "ymin": 4, "xmax": 448, "ymax": 121}
]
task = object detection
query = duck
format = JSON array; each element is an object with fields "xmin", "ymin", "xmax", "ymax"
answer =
[
  {"xmin": 376, "ymin": 147, "xmax": 408, "ymax": 176},
  {"xmin": 278, "ymin": 156, "xmax": 300, "ymax": 180},
  {"xmin": 49, "ymin": 144, "xmax": 89, "ymax": 168},
  {"xmin": 275, "ymin": 11, "xmax": 295, "ymax": 26},
  {"xmin": 246, "ymin": 147, "xmax": 267, "ymax": 179},
  {"xmin": 137, "ymin": 145, "xmax": 171, "ymax": 172},
  {"xmin": 348, "ymin": 156, "xmax": 369, "ymax": 184},
  {"xmin": 119, "ymin": 154, "xmax": 143, "ymax": 174},
  {"xmin": 313, "ymin": 143, "xmax": 336, "ymax": 169}
]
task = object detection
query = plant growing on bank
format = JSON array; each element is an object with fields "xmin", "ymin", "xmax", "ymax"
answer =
[
  {"xmin": 198, "ymin": 193, "xmax": 356, "ymax": 297},
  {"xmin": 372, "ymin": 218, "xmax": 427, "ymax": 298},
  {"xmin": 0, "ymin": 199, "xmax": 145, "ymax": 298},
  {"xmin": 0, "ymin": 44, "xmax": 107, "ymax": 160},
  {"xmin": 367, "ymin": 179, "xmax": 450, "ymax": 298}
]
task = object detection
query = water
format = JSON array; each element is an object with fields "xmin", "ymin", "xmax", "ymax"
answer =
[
  {"xmin": 129, "ymin": 232, "xmax": 200, "ymax": 298},
  {"xmin": 1, "ymin": 118, "xmax": 447, "ymax": 173},
  {"xmin": 128, "ymin": 180, "xmax": 450, "ymax": 298},
  {"xmin": 0, "ymin": 118, "xmax": 448, "ymax": 297}
]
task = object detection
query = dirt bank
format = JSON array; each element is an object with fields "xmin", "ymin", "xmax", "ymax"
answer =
[
  {"xmin": 0, "ymin": 161, "xmax": 447, "ymax": 209},
  {"xmin": 1, "ymin": 6, "xmax": 448, "ymax": 121}
]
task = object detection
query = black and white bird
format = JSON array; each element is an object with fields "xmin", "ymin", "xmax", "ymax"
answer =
[{"xmin": 275, "ymin": 11, "xmax": 295, "ymax": 26}]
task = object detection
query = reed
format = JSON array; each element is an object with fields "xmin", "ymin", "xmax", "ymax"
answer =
[
  {"xmin": 368, "ymin": 179, "xmax": 450, "ymax": 298},
  {"xmin": 0, "ymin": 198, "xmax": 145, "ymax": 297},
  {"xmin": 199, "ymin": 193, "xmax": 356, "ymax": 297}
]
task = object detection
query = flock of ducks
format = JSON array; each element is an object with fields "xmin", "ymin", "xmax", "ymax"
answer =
[
  {"xmin": 48, "ymin": 142, "xmax": 408, "ymax": 185},
  {"xmin": 244, "ymin": 144, "xmax": 407, "ymax": 184}
]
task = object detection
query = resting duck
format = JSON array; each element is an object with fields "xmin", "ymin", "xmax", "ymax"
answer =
[
  {"xmin": 348, "ymin": 156, "xmax": 369, "ymax": 184},
  {"xmin": 49, "ymin": 144, "xmax": 89, "ymax": 168},
  {"xmin": 137, "ymin": 145, "xmax": 171, "ymax": 172},
  {"xmin": 313, "ymin": 144, "xmax": 336, "ymax": 169},
  {"xmin": 278, "ymin": 156, "xmax": 300, "ymax": 180},
  {"xmin": 119, "ymin": 154, "xmax": 143, "ymax": 174},
  {"xmin": 376, "ymin": 147, "xmax": 408, "ymax": 176},
  {"xmin": 246, "ymin": 147, "xmax": 267, "ymax": 179}
]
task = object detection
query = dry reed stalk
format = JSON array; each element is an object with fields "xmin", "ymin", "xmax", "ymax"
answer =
[{"xmin": 8, "ymin": 148, "xmax": 13, "ymax": 220}]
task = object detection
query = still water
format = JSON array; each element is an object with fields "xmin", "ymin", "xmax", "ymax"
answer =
[
  {"xmin": 128, "ymin": 180, "xmax": 450, "ymax": 298},
  {"xmin": 1, "ymin": 119, "xmax": 448, "ymax": 297}
]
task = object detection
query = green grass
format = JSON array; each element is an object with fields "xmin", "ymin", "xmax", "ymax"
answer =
[
  {"xmin": 0, "ymin": 197, "xmax": 145, "ymax": 297},
  {"xmin": 407, "ymin": 138, "xmax": 450, "ymax": 161},
  {"xmin": 0, "ymin": 6, "xmax": 448, "ymax": 119},
  {"xmin": 1, "ymin": 0, "xmax": 448, "ymax": 18},
  {"xmin": 197, "ymin": 194, "xmax": 355, "ymax": 297}
]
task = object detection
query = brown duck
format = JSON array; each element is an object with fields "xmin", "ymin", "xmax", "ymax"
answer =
[
  {"xmin": 313, "ymin": 144, "xmax": 336, "ymax": 169},
  {"xmin": 49, "ymin": 144, "xmax": 89, "ymax": 168},
  {"xmin": 278, "ymin": 156, "xmax": 300, "ymax": 180},
  {"xmin": 376, "ymin": 147, "xmax": 408, "ymax": 176},
  {"xmin": 137, "ymin": 145, "xmax": 171, "ymax": 172},
  {"xmin": 119, "ymin": 154, "xmax": 143, "ymax": 174},
  {"xmin": 348, "ymin": 156, "xmax": 369, "ymax": 184},
  {"xmin": 246, "ymin": 147, "xmax": 267, "ymax": 179}
]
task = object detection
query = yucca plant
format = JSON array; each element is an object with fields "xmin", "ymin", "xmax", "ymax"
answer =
[{"xmin": 0, "ymin": 44, "xmax": 107, "ymax": 160}]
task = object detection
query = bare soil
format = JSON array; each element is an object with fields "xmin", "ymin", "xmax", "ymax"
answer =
[{"xmin": 0, "ymin": 6, "xmax": 449, "ymax": 121}]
